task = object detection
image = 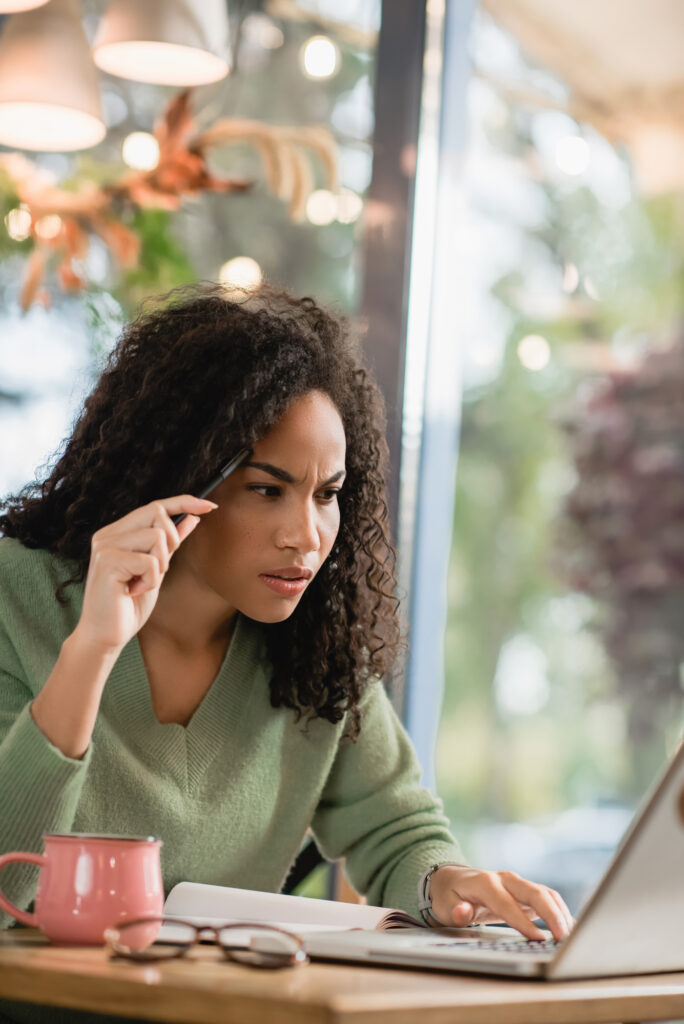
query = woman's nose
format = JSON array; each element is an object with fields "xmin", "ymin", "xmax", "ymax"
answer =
[{"xmin": 276, "ymin": 502, "xmax": 320, "ymax": 553}]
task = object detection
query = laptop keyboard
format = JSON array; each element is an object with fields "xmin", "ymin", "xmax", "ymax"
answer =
[{"xmin": 428, "ymin": 937, "xmax": 559, "ymax": 955}]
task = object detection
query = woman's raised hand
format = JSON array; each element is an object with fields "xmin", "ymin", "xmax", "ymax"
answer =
[{"xmin": 75, "ymin": 496, "xmax": 217, "ymax": 654}]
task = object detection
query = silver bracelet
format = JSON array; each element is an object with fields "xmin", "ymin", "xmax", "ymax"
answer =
[{"xmin": 417, "ymin": 862, "xmax": 464, "ymax": 927}]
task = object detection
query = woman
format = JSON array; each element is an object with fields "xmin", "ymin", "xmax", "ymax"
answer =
[{"xmin": 0, "ymin": 284, "xmax": 571, "ymax": 964}]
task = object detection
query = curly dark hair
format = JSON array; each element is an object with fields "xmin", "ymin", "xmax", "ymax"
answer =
[{"xmin": 0, "ymin": 283, "xmax": 401, "ymax": 738}]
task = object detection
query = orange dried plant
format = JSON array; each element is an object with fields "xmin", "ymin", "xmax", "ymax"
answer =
[{"xmin": 0, "ymin": 90, "xmax": 338, "ymax": 310}]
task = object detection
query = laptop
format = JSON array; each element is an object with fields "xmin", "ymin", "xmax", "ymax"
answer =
[{"xmin": 304, "ymin": 738, "xmax": 684, "ymax": 979}]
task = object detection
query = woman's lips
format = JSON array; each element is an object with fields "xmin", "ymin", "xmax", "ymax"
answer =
[{"xmin": 258, "ymin": 574, "xmax": 310, "ymax": 597}]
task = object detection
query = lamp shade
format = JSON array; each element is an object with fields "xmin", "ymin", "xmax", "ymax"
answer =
[
  {"xmin": 0, "ymin": 1, "xmax": 50, "ymax": 10},
  {"xmin": 93, "ymin": 0, "xmax": 230, "ymax": 86},
  {"xmin": 0, "ymin": 0, "xmax": 105, "ymax": 151}
]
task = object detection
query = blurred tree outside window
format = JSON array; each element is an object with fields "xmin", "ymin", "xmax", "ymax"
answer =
[{"xmin": 435, "ymin": 9, "xmax": 684, "ymax": 915}]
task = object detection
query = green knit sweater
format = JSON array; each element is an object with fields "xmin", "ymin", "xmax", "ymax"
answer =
[{"xmin": 0, "ymin": 539, "xmax": 461, "ymax": 972}]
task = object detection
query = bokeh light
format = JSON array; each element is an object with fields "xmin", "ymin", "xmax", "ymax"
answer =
[
  {"xmin": 4, "ymin": 205, "xmax": 32, "ymax": 241},
  {"xmin": 122, "ymin": 132, "xmax": 160, "ymax": 171},
  {"xmin": 306, "ymin": 189, "xmax": 363, "ymax": 226},
  {"xmin": 335, "ymin": 188, "xmax": 363, "ymax": 224},
  {"xmin": 583, "ymin": 275, "xmax": 600, "ymax": 300},
  {"xmin": 33, "ymin": 215, "xmax": 62, "ymax": 241},
  {"xmin": 555, "ymin": 135, "xmax": 590, "ymax": 175},
  {"xmin": 300, "ymin": 36, "xmax": 339, "ymax": 79},
  {"xmin": 219, "ymin": 256, "xmax": 263, "ymax": 291},
  {"xmin": 517, "ymin": 334, "xmax": 551, "ymax": 371},
  {"xmin": 562, "ymin": 262, "xmax": 579, "ymax": 293},
  {"xmin": 306, "ymin": 189, "xmax": 337, "ymax": 226}
]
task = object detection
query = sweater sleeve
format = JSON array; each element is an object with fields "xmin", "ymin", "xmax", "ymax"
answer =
[
  {"xmin": 0, "ymin": 666, "xmax": 92, "ymax": 929},
  {"xmin": 310, "ymin": 681, "xmax": 466, "ymax": 919}
]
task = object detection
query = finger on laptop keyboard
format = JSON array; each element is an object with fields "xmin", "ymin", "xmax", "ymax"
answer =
[
  {"xmin": 480, "ymin": 879, "xmax": 549, "ymax": 940},
  {"xmin": 545, "ymin": 885, "xmax": 575, "ymax": 933},
  {"xmin": 500, "ymin": 873, "xmax": 571, "ymax": 940},
  {"xmin": 429, "ymin": 866, "xmax": 569, "ymax": 940},
  {"xmin": 435, "ymin": 869, "xmax": 548, "ymax": 940}
]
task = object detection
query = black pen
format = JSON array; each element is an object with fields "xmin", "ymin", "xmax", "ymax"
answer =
[{"xmin": 171, "ymin": 446, "xmax": 252, "ymax": 526}]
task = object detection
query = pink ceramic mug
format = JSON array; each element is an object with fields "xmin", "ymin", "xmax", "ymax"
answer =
[{"xmin": 0, "ymin": 832, "xmax": 164, "ymax": 945}]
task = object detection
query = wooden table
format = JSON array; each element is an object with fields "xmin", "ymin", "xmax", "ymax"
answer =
[{"xmin": 1, "ymin": 928, "xmax": 683, "ymax": 1024}]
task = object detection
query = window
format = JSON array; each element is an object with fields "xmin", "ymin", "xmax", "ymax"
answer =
[{"xmin": 425, "ymin": 9, "xmax": 684, "ymax": 914}]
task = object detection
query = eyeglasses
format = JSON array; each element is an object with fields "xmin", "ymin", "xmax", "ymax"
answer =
[{"xmin": 104, "ymin": 916, "xmax": 309, "ymax": 969}]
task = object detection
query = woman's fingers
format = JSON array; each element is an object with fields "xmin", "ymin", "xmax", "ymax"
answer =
[
  {"xmin": 498, "ymin": 872, "xmax": 571, "ymax": 940},
  {"xmin": 79, "ymin": 497, "xmax": 213, "ymax": 653},
  {"xmin": 545, "ymin": 885, "xmax": 575, "ymax": 933},
  {"xmin": 100, "ymin": 526, "xmax": 172, "ymax": 570},
  {"xmin": 125, "ymin": 518, "xmax": 200, "ymax": 591},
  {"xmin": 450, "ymin": 901, "xmax": 477, "ymax": 926},
  {"xmin": 92, "ymin": 515, "xmax": 202, "ymax": 598},
  {"xmin": 101, "ymin": 495, "xmax": 216, "ymax": 543},
  {"xmin": 90, "ymin": 496, "xmax": 212, "ymax": 584},
  {"xmin": 432, "ymin": 867, "xmax": 573, "ymax": 941},
  {"xmin": 143, "ymin": 498, "xmax": 214, "ymax": 554},
  {"xmin": 92, "ymin": 527, "xmax": 171, "ymax": 592},
  {"xmin": 472, "ymin": 876, "xmax": 549, "ymax": 940},
  {"xmin": 175, "ymin": 514, "xmax": 201, "ymax": 545},
  {"xmin": 433, "ymin": 868, "xmax": 543, "ymax": 938},
  {"xmin": 112, "ymin": 550, "xmax": 162, "ymax": 595}
]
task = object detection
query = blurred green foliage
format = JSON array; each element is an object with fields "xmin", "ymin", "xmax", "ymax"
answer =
[
  {"xmin": 0, "ymin": 169, "xmax": 26, "ymax": 260},
  {"xmin": 115, "ymin": 209, "xmax": 196, "ymax": 314}
]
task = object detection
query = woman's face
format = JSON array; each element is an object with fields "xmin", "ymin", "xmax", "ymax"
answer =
[{"xmin": 179, "ymin": 389, "xmax": 346, "ymax": 623}]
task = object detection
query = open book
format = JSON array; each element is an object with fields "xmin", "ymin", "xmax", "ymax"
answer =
[{"xmin": 161, "ymin": 881, "xmax": 424, "ymax": 937}]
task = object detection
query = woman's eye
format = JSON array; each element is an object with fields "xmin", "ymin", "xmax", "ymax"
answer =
[
  {"xmin": 319, "ymin": 489, "xmax": 341, "ymax": 503},
  {"xmin": 249, "ymin": 484, "xmax": 281, "ymax": 498}
]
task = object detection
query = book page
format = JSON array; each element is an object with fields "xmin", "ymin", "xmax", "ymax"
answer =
[{"xmin": 162, "ymin": 881, "xmax": 396, "ymax": 934}]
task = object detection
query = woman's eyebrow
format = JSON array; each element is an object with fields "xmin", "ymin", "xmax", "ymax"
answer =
[
  {"xmin": 321, "ymin": 470, "xmax": 346, "ymax": 485},
  {"xmin": 244, "ymin": 461, "xmax": 345, "ymax": 485},
  {"xmin": 244, "ymin": 461, "xmax": 294, "ymax": 482}
]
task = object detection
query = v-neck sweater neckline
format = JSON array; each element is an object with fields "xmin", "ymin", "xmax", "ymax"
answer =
[{"xmin": 103, "ymin": 612, "xmax": 262, "ymax": 786}]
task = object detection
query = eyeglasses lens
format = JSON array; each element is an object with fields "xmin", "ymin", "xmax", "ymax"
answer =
[
  {"xmin": 107, "ymin": 918, "xmax": 195, "ymax": 960},
  {"xmin": 217, "ymin": 925, "xmax": 308, "ymax": 968}
]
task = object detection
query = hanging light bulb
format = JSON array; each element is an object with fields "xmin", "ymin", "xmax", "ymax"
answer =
[
  {"xmin": 0, "ymin": 1, "xmax": 49, "ymax": 10},
  {"xmin": 93, "ymin": 0, "xmax": 230, "ymax": 86},
  {"xmin": 0, "ymin": 0, "xmax": 105, "ymax": 151}
]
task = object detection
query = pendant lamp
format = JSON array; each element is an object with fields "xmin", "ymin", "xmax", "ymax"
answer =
[
  {"xmin": 0, "ymin": 1, "xmax": 50, "ymax": 10},
  {"xmin": 0, "ymin": 0, "xmax": 105, "ymax": 151},
  {"xmin": 93, "ymin": 0, "xmax": 230, "ymax": 86}
]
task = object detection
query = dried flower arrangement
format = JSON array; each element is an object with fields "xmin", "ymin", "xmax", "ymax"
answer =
[{"xmin": 0, "ymin": 90, "xmax": 337, "ymax": 310}]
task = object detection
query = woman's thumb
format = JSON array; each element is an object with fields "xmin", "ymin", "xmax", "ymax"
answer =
[{"xmin": 451, "ymin": 900, "xmax": 476, "ymax": 926}]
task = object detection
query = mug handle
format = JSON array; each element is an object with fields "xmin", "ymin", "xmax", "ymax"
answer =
[{"xmin": 0, "ymin": 851, "xmax": 45, "ymax": 926}]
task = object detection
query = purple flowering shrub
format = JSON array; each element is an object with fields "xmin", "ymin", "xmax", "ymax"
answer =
[{"xmin": 556, "ymin": 338, "xmax": 684, "ymax": 739}]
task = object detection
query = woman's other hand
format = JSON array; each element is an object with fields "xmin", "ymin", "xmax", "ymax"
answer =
[
  {"xmin": 428, "ymin": 865, "xmax": 574, "ymax": 941},
  {"xmin": 75, "ymin": 496, "xmax": 217, "ymax": 654}
]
